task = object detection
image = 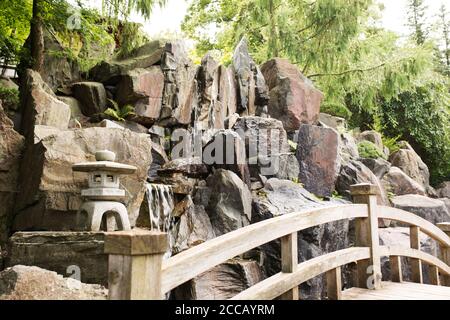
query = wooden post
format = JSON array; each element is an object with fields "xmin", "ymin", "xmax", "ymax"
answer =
[
  {"xmin": 279, "ymin": 232, "xmax": 299, "ymax": 300},
  {"xmin": 409, "ymin": 226, "xmax": 423, "ymax": 284},
  {"xmin": 437, "ymin": 223, "xmax": 450, "ymax": 286},
  {"xmin": 390, "ymin": 256, "xmax": 403, "ymax": 283},
  {"xmin": 104, "ymin": 230, "xmax": 168, "ymax": 300},
  {"xmin": 351, "ymin": 183, "xmax": 382, "ymax": 290},
  {"xmin": 326, "ymin": 267, "xmax": 342, "ymax": 300},
  {"xmin": 429, "ymin": 266, "xmax": 441, "ymax": 286}
]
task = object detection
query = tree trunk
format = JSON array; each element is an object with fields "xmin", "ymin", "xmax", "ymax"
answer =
[{"xmin": 30, "ymin": 0, "xmax": 44, "ymax": 73}]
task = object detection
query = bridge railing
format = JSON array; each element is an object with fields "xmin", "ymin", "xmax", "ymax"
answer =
[{"xmin": 104, "ymin": 183, "xmax": 450, "ymax": 300}]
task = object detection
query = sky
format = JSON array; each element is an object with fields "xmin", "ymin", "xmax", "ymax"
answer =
[{"xmin": 80, "ymin": 0, "xmax": 449, "ymax": 38}]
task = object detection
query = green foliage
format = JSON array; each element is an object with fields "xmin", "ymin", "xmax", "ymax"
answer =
[
  {"xmin": 0, "ymin": 87, "xmax": 20, "ymax": 111},
  {"xmin": 406, "ymin": 0, "xmax": 428, "ymax": 45},
  {"xmin": 104, "ymin": 100, "xmax": 135, "ymax": 122},
  {"xmin": 102, "ymin": 0, "xmax": 167, "ymax": 21},
  {"xmin": 116, "ymin": 22, "xmax": 150, "ymax": 59},
  {"xmin": 380, "ymin": 79, "xmax": 450, "ymax": 184},
  {"xmin": 358, "ymin": 141, "xmax": 387, "ymax": 160}
]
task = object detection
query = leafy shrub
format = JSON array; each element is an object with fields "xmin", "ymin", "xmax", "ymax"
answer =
[
  {"xmin": 104, "ymin": 100, "xmax": 135, "ymax": 122},
  {"xmin": 357, "ymin": 141, "xmax": 387, "ymax": 160},
  {"xmin": 0, "ymin": 87, "xmax": 19, "ymax": 111}
]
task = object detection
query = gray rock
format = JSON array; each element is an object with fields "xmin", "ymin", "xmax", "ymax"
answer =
[
  {"xmin": 232, "ymin": 39, "xmax": 269, "ymax": 116},
  {"xmin": 276, "ymin": 153, "xmax": 300, "ymax": 181},
  {"xmin": 296, "ymin": 124, "xmax": 340, "ymax": 197},
  {"xmin": 0, "ymin": 102, "xmax": 24, "ymax": 245},
  {"xmin": 89, "ymin": 40, "xmax": 165, "ymax": 84},
  {"xmin": 319, "ymin": 113, "xmax": 347, "ymax": 131},
  {"xmin": 6, "ymin": 231, "xmax": 107, "ymax": 285},
  {"xmin": 206, "ymin": 169, "xmax": 252, "ymax": 236},
  {"xmin": 389, "ymin": 142, "xmax": 430, "ymax": 188},
  {"xmin": 13, "ymin": 126, "xmax": 152, "ymax": 231},
  {"xmin": 336, "ymin": 159, "xmax": 389, "ymax": 206},
  {"xmin": 72, "ymin": 82, "xmax": 107, "ymax": 116},
  {"xmin": 360, "ymin": 158, "xmax": 391, "ymax": 179},
  {"xmin": 0, "ymin": 265, "xmax": 107, "ymax": 300},
  {"xmin": 261, "ymin": 58, "xmax": 323, "ymax": 131},
  {"xmin": 382, "ymin": 167, "xmax": 427, "ymax": 196},
  {"xmin": 115, "ymin": 67, "xmax": 165, "ymax": 126},
  {"xmin": 440, "ymin": 198, "xmax": 450, "ymax": 213},
  {"xmin": 173, "ymin": 201, "xmax": 215, "ymax": 254},
  {"xmin": 172, "ymin": 259, "xmax": 262, "ymax": 300},
  {"xmin": 203, "ymin": 130, "xmax": 250, "ymax": 186},
  {"xmin": 233, "ymin": 116, "xmax": 290, "ymax": 179},
  {"xmin": 159, "ymin": 41, "xmax": 199, "ymax": 126},
  {"xmin": 391, "ymin": 195, "xmax": 450, "ymax": 225},
  {"xmin": 20, "ymin": 69, "xmax": 71, "ymax": 139},
  {"xmin": 437, "ymin": 182, "xmax": 450, "ymax": 198},
  {"xmin": 358, "ymin": 130, "xmax": 384, "ymax": 151},
  {"xmin": 339, "ymin": 132, "xmax": 359, "ymax": 164}
]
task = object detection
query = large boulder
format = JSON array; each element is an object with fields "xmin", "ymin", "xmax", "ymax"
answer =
[
  {"xmin": 6, "ymin": 231, "xmax": 107, "ymax": 285},
  {"xmin": 391, "ymin": 195, "xmax": 450, "ymax": 225},
  {"xmin": 261, "ymin": 58, "xmax": 323, "ymax": 132},
  {"xmin": 336, "ymin": 159, "xmax": 389, "ymax": 205},
  {"xmin": 203, "ymin": 130, "xmax": 250, "ymax": 186},
  {"xmin": 13, "ymin": 126, "xmax": 152, "ymax": 231},
  {"xmin": 0, "ymin": 102, "xmax": 24, "ymax": 244},
  {"xmin": 437, "ymin": 182, "xmax": 450, "ymax": 198},
  {"xmin": 172, "ymin": 259, "xmax": 263, "ymax": 300},
  {"xmin": 382, "ymin": 167, "xmax": 427, "ymax": 196},
  {"xmin": 233, "ymin": 116, "xmax": 290, "ymax": 178},
  {"xmin": 20, "ymin": 69, "xmax": 71, "ymax": 139},
  {"xmin": 360, "ymin": 158, "xmax": 391, "ymax": 179},
  {"xmin": 115, "ymin": 67, "xmax": 165, "ymax": 126},
  {"xmin": 159, "ymin": 42, "xmax": 198, "ymax": 126},
  {"xmin": 172, "ymin": 199, "xmax": 215, "ymax": 254},
  {"xmin": 89, "ymin": 40, "xmax": 165, "ymax": 84},
  {"xmin": 71, "ymin": 82, "xmax": 107, "ymax": 116},
  {"xmin": 0, "ymin": 265, "xmax": 107, "ymax": 300},
  {"xmin": 319, "ymin": 113, "xmax": 347, "ymax": 131},
  {"xmin": 232, "ymin": 39, "xmax": 269, "ymax": 116},
  {"xmin": 389, "ymin": 142, "xmax": 430, "ymax": 188},
  {"xmin": 206, "ymin": 169, "xmax": 252, "ymax": 236},
  {"xmin": 339, "ymin": 132, "xmax": 359, "ymax": 165},
  {"xmin": 296, "ymin": 124, "xmax": 340, "ymax": 197},
  {"xmin": 251, "ymin": 178, "xmax": 351, "ymax": 300}
]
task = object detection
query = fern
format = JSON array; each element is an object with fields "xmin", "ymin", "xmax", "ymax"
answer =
[{"xmin": 104, "ymin": 99, "xmax": 135, "ymax": 122}]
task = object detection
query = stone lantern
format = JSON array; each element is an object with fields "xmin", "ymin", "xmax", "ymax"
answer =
[{"xmin": 73, "ymin": 150, "xmax": 137, "ymax": 231}]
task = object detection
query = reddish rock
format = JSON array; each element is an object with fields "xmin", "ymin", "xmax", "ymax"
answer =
[
  {"xmin": 261, "ymin": 58, "xmax": 323, "ymax": 131},
  {"xmin": 296, "ymin": 124, "xmax": 339, "ymax": 197},
  {"xmin": 116, "ymin": 67, "xmax": 165, "ymax": 125}
]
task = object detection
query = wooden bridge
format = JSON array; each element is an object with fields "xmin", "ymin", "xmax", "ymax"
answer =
[{"xmin": 103, "ymin": 184, "xmax": 450, "ymax": 300}]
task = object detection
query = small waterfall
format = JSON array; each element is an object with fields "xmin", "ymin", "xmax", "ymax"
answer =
[{"xmin": 145, "ymin": 183, "xmax": 175, "ymax": 259}]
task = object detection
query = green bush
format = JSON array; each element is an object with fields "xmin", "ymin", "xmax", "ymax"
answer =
[
  {"xmin": 0, "ymin": 87, "xmax": 19, "ymax": 111},
  {"xmin": 358, "ymin": 141, "xmax": 387, "ymax": 160}
]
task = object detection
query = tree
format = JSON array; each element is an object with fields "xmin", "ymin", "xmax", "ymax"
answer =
[
  {"xmin": 406, "ymin": 0, "xmax": 428, "ymax": 45},
  {"xmin": 437, "ymin": 4, "xmax": 449, "ymax": 75},
  {"xmin": 30, "ymin": 0, "xmax": 44, "ymax": 72}
]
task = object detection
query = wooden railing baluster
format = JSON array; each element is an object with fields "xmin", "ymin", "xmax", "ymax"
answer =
[
  {"xmin": 410, "ymin": 226, "xmax": 423, "ymax": 284},
  {"xmin": 326, "ymin": 267, "xmax": 342, "ymax": 300},
  {"xmin": 279, "ymin": 232, "xmax": 299, "ymax": 300},
  {"xmin": 437, "ymin": 223, "xmax": 450, "ymax": 286},
  {"xmin": 351, "ymin": 184, "xmax": 382, "ymax": 290},
  {"xmin": 390, "ymin": 256, "xmax": 403, "ymax": 283}
]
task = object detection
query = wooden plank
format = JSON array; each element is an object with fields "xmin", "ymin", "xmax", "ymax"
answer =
[
  {"xmin": 379, "ymin": 207, "xmax": 450, "ymax": 247},
  {"xmin": 326, "ymin": 267, "xmax": 342, "ymax": 300},
  {"xmin": 429, "ymin": 265, "xmax": 441, "ymax": 286},
  {"xmin": 440, "ymin": 246, "xmax": 450, "ymax": 286},
  {"xmin": 162, "ymin": 205, "xmax": 368, "ymax": 293},
  {"xmin": 279, "ymin": 233, "xmax": 299, "ymax": 300},
  {"xmin": 353, "ymin": 189, "xmax": 381, "ymax": 290},
  {"xmin": 231, "ymin": 247, "xmax": 370, "ymax": 300},
  {"xmin": 390, "ymin": 256, "xmax": 403, "ymax": 283},
  {"xmin": 410, "ymin": 226, "xmax": 423, "ymax": 284},
  {"xmin": 379, "ymin": 246, "xmax": 450, "ymax": 276}
]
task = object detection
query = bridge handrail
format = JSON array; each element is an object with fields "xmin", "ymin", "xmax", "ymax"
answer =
[
  {"xmin": 104, "ymin": 183, "xmax": 450, "ymax": 300},
  {"xmin": 161, "ymin": 204, "xmax": 367, "ymax": 294}
]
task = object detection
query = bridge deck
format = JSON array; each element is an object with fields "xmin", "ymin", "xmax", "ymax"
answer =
[{"xmin": 342, "ymin": 282, "xmax": 450, "ymax": 300}]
